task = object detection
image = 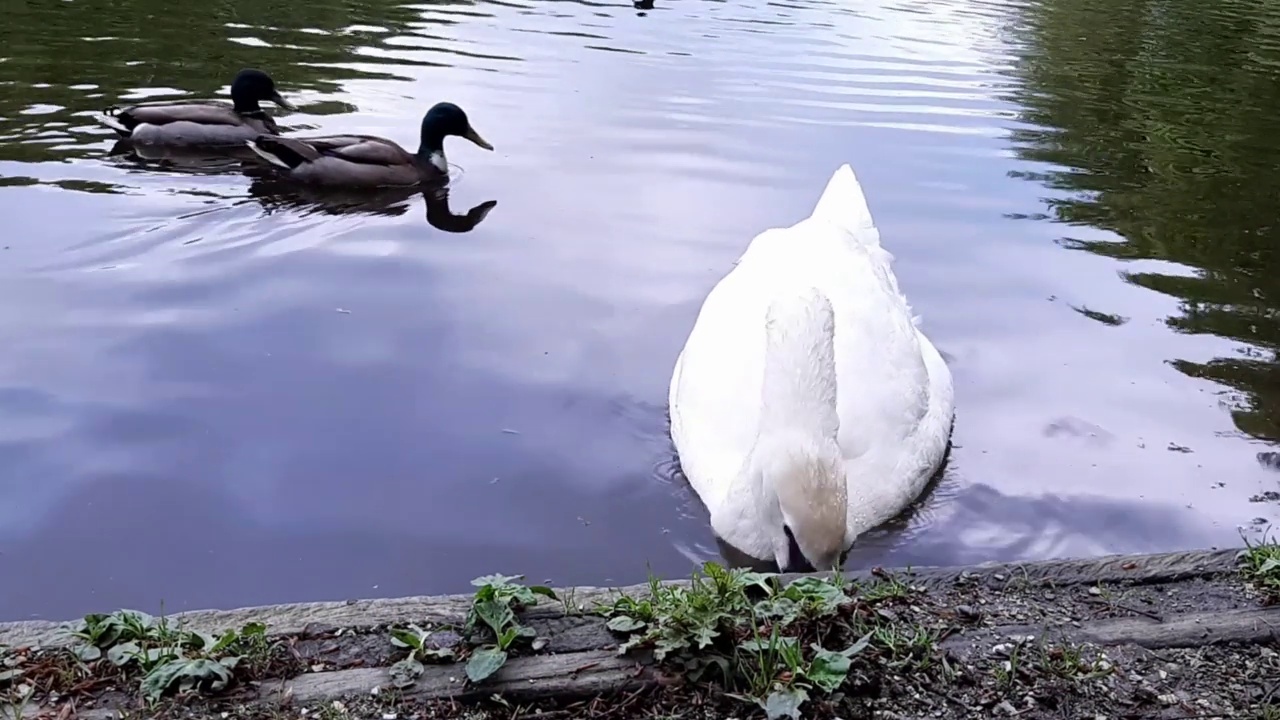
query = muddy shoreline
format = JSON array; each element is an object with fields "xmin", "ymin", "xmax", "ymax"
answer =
[{"xmin": 2, "ymin": 548, "xmax": 1277, "ymax": 719}]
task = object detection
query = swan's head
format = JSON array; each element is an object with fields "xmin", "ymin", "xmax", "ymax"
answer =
[{"xmin": 763, "ymin": 444, "xmax": 851, "ymax": 573}]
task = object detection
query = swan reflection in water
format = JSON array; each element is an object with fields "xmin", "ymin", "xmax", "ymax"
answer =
[{"xmin": 107, "ymin": 138, "xmax": 498, "ymax": 233}]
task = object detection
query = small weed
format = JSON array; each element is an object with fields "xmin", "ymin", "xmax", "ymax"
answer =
[
  {"xmin": 463, "ymin": 574, "xmax": 556, "ymax": 684},
  {"xmin": 867, "ymin": 622, "xmax": 939, "ymax": 670},
  {"xmin": 0, "ymin": 646, "xmax": 19, "ymax": 688},
  {"xmin": 992, "ymin": 639, "xmax": 1025, "ymax": 694},
  {"xmin": 1035, "ymin": 641, "xmax": 1110, "ymax": 681},
  {"xmin": 1240, "ymin": 532, "xmax": 1280, "ymax": 600},
  {"xmin": 859, "ymin": 575, "xmax": 912, "ymax": 603},
  {"xmin": 386, "ymin": 623, "xmax": 458, "ymax": 688}
]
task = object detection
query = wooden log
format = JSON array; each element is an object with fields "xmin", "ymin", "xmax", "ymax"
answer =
[{"xmin": 0, "ymin": 548, "xmax": 1244, "ymax": 651}]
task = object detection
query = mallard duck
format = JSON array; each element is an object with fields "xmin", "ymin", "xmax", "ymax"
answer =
[
  {"xmin": 667, "ymin": 164, "xmax": 956, "ymax": 573},
  {"xmin": 245, "ymin": 102, "xmax": 492, "ymax": 188},
  {"xmin": 95, "ymin": 68, "xmax": 294, "ymax": 147}
]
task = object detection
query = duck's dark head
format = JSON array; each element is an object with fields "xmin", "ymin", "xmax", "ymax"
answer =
[
  {"xmin": 230, "ymin": 68, "xmax": 296, "ymax": 113},
  {"xmin": 418, "ymin": 102, "xmax": 493, "ymax": 156}
]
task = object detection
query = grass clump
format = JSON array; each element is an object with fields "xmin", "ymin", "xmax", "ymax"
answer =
[
  {"xmin": 57, "ymin": 610, "xmax": 284, "ymax": 701},
  {"xmin": 1240, "ymin": 532, "xmax": 1280, "ymax": 601},
  {"xmin": 600, "ymin": 563, "xmax": 916, "ymax": 720}
]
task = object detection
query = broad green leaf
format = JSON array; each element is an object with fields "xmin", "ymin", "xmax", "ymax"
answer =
[
  {"xmin": 1259, "ymin": 557, "xmax": 1280, "ymax": 574},
  {"xmin": 471, "ymin": 574, "xmax": 522, "ymax": 588},
  {"xmin": 763, "ymin": 687, "xmax": 808, "ymax": 720},
  {"xmin": 421, "ymin": 645, "xmax": 456, "ymax": 661},
  {"xmin": 465, "ymin": 647, "xmax": 508, "ymax": 684},
  {"xmin": 807, "ymin": 646, "xmax": 852, "ymax": 693},
  {"xmin": 739, "ymin": 571, "xmax": 777, "ymax": 593},
  {"xmin": 389, "ymin": 627, "xmax": 423, "ymax": 650},
  {"xmin": 108, "ymin": 642, "xmax": 141, "ymax": 668},
  {"xmin": 388, "ymin": 657, "xmax": 424, "ymax": 689},
  {"xmin": 606, "ymin": 616, "xmax": 646, "ymax": 633},
  {"xmin": 210, "ymin": 630, "xmax": 241, "ymax": 654},
  {"xmin": 497, "ymin": 626, "xmax": 520, "ymax": 650},
  {"xmin": 240, "ymin": 622, "xmax": 267, "ymax": 638},
  {"xmin": 474, "ymin": 599, "xmax": 515, "ymax": 638},
  {"xmin": 781, "ymin": 578, "xmax": 848, "ymax": 614},
  {"xmin": 755, "ymin": 598, "xmax": 800, "ymax": 625},
  {"xmin": 842, "ymin": 631, "xmax": 873, "ymax": 657},
  {"xmin": 74, "ymin": 644, "xmax": 103, "ymax": 662},
  {"xmin": 142, "ymin": 658, "xmax": 232, "ymax": 700},
  {"xmin": 529, "ymin": 585, "xmax": 558, "ymax": 601}
]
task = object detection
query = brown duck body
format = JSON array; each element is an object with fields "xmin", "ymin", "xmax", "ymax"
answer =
[
  {"xmin": 246, "ymin": 101, "xmax": 493, "ymax": 189},
  {"xmin": 247, "ymin": 134, "xmax": 436, "ymax": 187},
  {"xmin": 103, "ymin": 101, "xmax": 282, "ymax": 146}
]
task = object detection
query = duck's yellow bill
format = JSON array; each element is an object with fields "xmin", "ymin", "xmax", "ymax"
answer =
[{"xmin": 464, "ymin": 126, "xmax": 494, "ymax": 151}]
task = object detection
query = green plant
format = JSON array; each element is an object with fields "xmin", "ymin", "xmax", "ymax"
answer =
[
  {"xmin": 463, "ymin": 574, "xmax": 556, "ymax": 684},
  {"xmin": 601, "ymin": 562, "xmax": 872, "ymax": 719},
  {"xmin": 387, "ymin": 623, "xmax": 458, "ymax": 688},
  {"xmin": 60, "ymin": 610, "xmax": 274, "ymax": 701},
  {"xmin": 1240, "ymin": 532, "xmax": 1280, "ymax": 600}
]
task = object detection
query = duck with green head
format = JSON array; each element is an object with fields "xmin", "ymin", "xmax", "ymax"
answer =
[
  {"xmin": 245, "ymin": 102, "xmax": 492, "ymax": 187},
  {"xmin": 96, "ymin": 68, "xmax": 295, "ymax": 147}
]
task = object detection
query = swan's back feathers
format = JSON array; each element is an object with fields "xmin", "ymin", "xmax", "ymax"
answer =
[{"xmin": 808, "ymin": 164, "xmax": 879, "ymax": 249}]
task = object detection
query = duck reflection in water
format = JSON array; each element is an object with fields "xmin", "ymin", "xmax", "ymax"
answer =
[
  {"xmin": 107, "ymin": 137, "xmax": 262, "ymax": 173},
  {"xmin": 245, "ymin": 175, "xmax": 498, "ymax": 233}
]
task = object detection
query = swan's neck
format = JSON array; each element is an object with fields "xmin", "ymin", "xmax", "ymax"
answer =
[
  {"xmin": 745, "ymin": 288, "xmax": 847, "ymax": 569},
  {"xmin": 756, "ymin": 287, "xmax": 839, "ymax": 441}
]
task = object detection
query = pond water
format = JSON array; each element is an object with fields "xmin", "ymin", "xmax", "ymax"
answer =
[{"xmin": 1, "ymin": 0, "xmax": 1278, "ymax": 622}]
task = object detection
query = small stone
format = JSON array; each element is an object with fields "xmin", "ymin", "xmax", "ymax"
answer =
[
  {"xmin": 993, "ymin": 573, "xmax": 1007, "ymax": 581},
  {"xmin": 995, "ymin": 700, "xmax": 1018, "ymax": 715},
  {"xmin": 992, "ymin": 643, "xmax": 1012, "ymax": 657},
  {"xmin": 956, "ymin": 605, "xmax": 981, "ymax": 621},
  {"xmin": 1158, "ymin": 693, "xmax": 1179, "ymax": 705},
  {"xmin": 1044, "ymin": 591, "xmax": 1056, "ymax": 601},
  {"xmin": 1088, "ymin": 586, "xmax": 1102, "ymax": 596}
]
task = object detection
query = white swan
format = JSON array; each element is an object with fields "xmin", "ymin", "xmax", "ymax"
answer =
[{"xmin": 667, "ymin": 164, "xmax": 955, "ymax": 573}]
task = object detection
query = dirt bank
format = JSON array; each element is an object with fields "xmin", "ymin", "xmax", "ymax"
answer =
[{"xmin": 1, "ymin": 547, "xmax": 1277, "ymax": 719}]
